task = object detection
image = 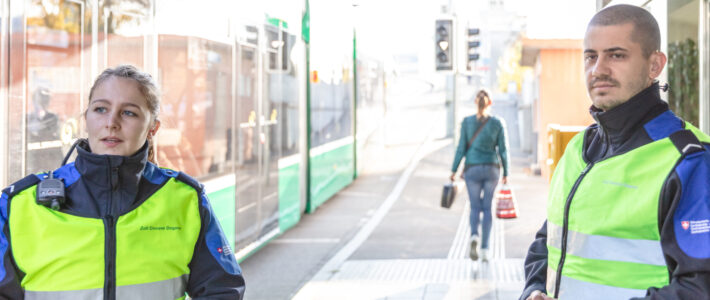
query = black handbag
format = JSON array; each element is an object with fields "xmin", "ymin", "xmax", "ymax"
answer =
[{"xmin": 441, "ymin": 182, "xmax": 457, "ymax": 208}]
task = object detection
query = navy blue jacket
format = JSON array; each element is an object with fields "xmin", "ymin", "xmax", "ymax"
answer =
[
  {"xmin": 0, "ymin": 140, "xmax": 245, "ymax": 299},
  {"xmin": 521, "ymin": 83, "xmax": 710, "ymax": 300}
]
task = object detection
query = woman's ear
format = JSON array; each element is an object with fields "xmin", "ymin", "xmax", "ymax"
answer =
[{"xmin": 149, "ymin": 119, "xmax": 161, "ymax": 137}]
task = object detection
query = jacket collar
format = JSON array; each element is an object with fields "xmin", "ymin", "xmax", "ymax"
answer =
[
  {"xmin": 73, "ymin": 139, "xmax": 148, "ymax": 216},
  {"xmin": 590, "ymin": 82, "xmax": 669, "ymax": 147}
]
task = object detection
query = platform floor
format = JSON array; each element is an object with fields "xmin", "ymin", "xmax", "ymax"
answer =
[{"xmin": 240, "ymin": 94, "xmax": 548, "ymax": 300}]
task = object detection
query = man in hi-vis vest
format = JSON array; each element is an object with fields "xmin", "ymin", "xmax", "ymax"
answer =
[{"xmin": 521, "ymin": 4, "xmax": 710, "ymax": 300}]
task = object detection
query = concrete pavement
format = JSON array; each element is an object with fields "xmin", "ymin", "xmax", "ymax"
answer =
[
  {"xmin": 291, "ymin": 141, "xmax": 548, "ymax": 300},
  {"xmin": 240, "ymin": 80, "xmax": 550, "ymax": 300},
  {"xmin": 241, "ymin": 130, "xmax": 549, "ymax": 300}
]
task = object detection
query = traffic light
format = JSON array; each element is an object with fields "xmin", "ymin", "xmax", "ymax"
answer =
[
  {"xmin": 435, "ymin": 19, "xmax": 453, "ymax": 71},
  {"xmin": 467, "ymin": 28, "xmax": 480, "ymax": 71}
]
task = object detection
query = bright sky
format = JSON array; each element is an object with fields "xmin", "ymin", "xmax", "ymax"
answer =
[
  {"xmin": 355, "ymin": 0, "xmax": 597, "ymax": 58},
  {"xmin": 507, "ymin": 0, "xmax": 597, "ymax": 39},
  {"xmin": 354, "ymin": 0, "xmax": 440, "ymax": 57}
]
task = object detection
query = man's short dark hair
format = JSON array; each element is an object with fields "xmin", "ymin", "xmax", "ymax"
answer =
[{"xmin": 588, "ymin": 4, "xmax": 660, "ymax": 58}]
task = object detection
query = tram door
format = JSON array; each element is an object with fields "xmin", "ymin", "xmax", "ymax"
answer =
[
  {"xmin": 258, "ymin": 23, "xmax": 283, "ymax": 238},
  {"xmin": 234, "ymin": 23, "xmax": 285, "ymax": 251},
  {"xmin": 235, "ymin": 28, "xmax": 261, "ymax": 248}
]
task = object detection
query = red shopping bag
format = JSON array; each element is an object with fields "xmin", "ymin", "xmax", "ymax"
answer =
[{"xmin": 496, "ymin": 184, "xmax": 518, "ymax": 219}]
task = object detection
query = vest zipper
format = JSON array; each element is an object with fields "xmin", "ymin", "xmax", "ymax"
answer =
[
  {"xmin": 103, "ymin": 215, "xmax": 117, "ymax": 300},
  {"xmin": 104, "ymin": 165, "xmax": 118, "ymax": 300},
  {"xmin": 553, "ymin": 162, "xmax": 594, "ymax": 298}
]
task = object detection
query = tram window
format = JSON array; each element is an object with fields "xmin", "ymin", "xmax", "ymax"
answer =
[
  {"xmin": 236, "ymin": 46, "xmax": 257, "ymax": 167},
  {"xmin": 308, "ymin": 12, "xmax": 354, "ymax": 148},
  {"xmin": 279, "ymin": 32, "xmax": 299, "ymax": 157},
  {"xmin": 281, "ymin": 33, "xmax": 289, "ymax": 71},
  {"xmin": 265, "ymin": 26, "xmax": 279, "ymax": 71},
  {"xmin": 22, "ymin": 0, "xmax": 88, "ymax": 177},
  {"xmin": 245, "ymin": 25, "xmax": 258, "ymax": 46},
  {"xmin": 100, "ymin": 1, "xmax": 149, "ymax": 69},
  {"xmin": 264, "ymin": 27, "xmax": 289, "ymax": 72},
  {"xmin": 157, "ymin": 36, "xmax": 233, "ymax": 179},
  {"xmin": 309, "ymin": 54, "xmax": 353, "ymax": 146}
]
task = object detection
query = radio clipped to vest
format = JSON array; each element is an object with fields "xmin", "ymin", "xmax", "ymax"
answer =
[
  {"xmin": 35, "ymin": 139, "xmax": 80, "ymax": 210},
  {"xmin": 36, "ymin": 172, "xmax": 65, "ymax": 210}
]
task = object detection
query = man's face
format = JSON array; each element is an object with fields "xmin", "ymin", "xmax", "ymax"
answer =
[{"xmin": 583, "ymin": 23, "xmax": 653, "ymax": 111}]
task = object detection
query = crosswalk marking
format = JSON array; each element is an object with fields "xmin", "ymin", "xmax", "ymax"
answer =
[
  {"xmin": 331, "ymin": 258, "xmax": 525, "ymax": 283},
  {"xmin": 448, "ymin": 198, "xmax": 506, "ymax": 260}
]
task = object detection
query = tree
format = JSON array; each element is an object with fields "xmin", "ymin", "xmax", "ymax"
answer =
[{"xmin": 496, "ymin": 39, "xmax": 530, "ymax": 93}]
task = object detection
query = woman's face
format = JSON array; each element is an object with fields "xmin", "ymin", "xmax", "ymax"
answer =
[{"xmin": 86, "ymin": 76, "xmax": 155, "ymax": 156}]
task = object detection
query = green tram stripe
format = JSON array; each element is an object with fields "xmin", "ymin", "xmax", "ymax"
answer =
[
  {"xmin": 278, "ymin": 157, "xmax": 301, "ymax": 232},
  {"xmin": 308, "ymin": 137, "xmax": 354, "ymax": 213},
  {"xmin": 207, "ymin": 158, "xmax": 302, "ymax": 262}
]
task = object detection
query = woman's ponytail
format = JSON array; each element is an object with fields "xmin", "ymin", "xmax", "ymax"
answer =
[
  {"xmin": 477, "ymin": 95, "xmax": 488, "ymax": 113},
  {"xmin": 476, "ymin": 89, "xmax": 491, "ymax": 117}
]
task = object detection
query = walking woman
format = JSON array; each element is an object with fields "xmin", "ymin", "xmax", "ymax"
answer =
[
  {"xmin": 0, "ymin": 65, "xmax": 245, "ymax": 299},
  {"xmin": 450, "ymin": 89, "xmax": 509, "ymax": 261}
]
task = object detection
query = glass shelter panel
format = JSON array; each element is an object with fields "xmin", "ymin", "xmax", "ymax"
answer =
[
  {"xmin": 23, "ymin": 0, "xmax": 89, "ymax": 177},
  {"xmin": 100, "ymin": 0, "xmax": 149, "ymax": 69},
  {"xmin": 668, "ymin": 0, "xmax": 700, "ymax": 126}
]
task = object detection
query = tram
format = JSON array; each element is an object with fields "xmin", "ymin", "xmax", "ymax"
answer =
[{"xmin": 0, "ymin": 0, "xmax": 386, "ymax": 261}]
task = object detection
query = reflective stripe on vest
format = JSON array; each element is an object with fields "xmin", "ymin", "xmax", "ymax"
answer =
[
  {"xmin": 547, "ymin": 222, "xmax": 665, "ymax": 266},
  {"xmin": 10, "ymin": 177, "xmax": 201, "ymax": 299},
  {"xmin": 25, "ymin": 275, "xmax": 188, "ymax": 300},
  {"xmin": 546, "ymin": 130, "xmax": 678, "ymax": 299},
  {"xmin": 556, "ymin": 275, "xmax": 647, "ymax": 299}
]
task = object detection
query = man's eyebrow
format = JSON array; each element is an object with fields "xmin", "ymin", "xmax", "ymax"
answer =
[
  {"xmin": 602, "ymin": 47, "xmax": 628, "ymax": 53},
  {"xmin": 584, "ymin": 47, "xmax": 628, "ymax": 53}
]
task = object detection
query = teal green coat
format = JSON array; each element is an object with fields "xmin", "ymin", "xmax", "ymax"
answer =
[{"xmin": 451, "ymin": 115, "xmax": 509, "ymax": 176}]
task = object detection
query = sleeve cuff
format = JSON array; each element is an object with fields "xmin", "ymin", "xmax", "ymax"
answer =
[{"xmin": 520, "ymin": 283, "xmax": 547, "ymax": 300}]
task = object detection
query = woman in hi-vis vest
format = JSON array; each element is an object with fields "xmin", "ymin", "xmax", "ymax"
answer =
[
  {"xmin": 450, "ymin": 89, "xmax": 510, "ymax": 262},
  {"xmin": 0, "ymin": 65, "xmax": 245, "ymax": 299}
]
